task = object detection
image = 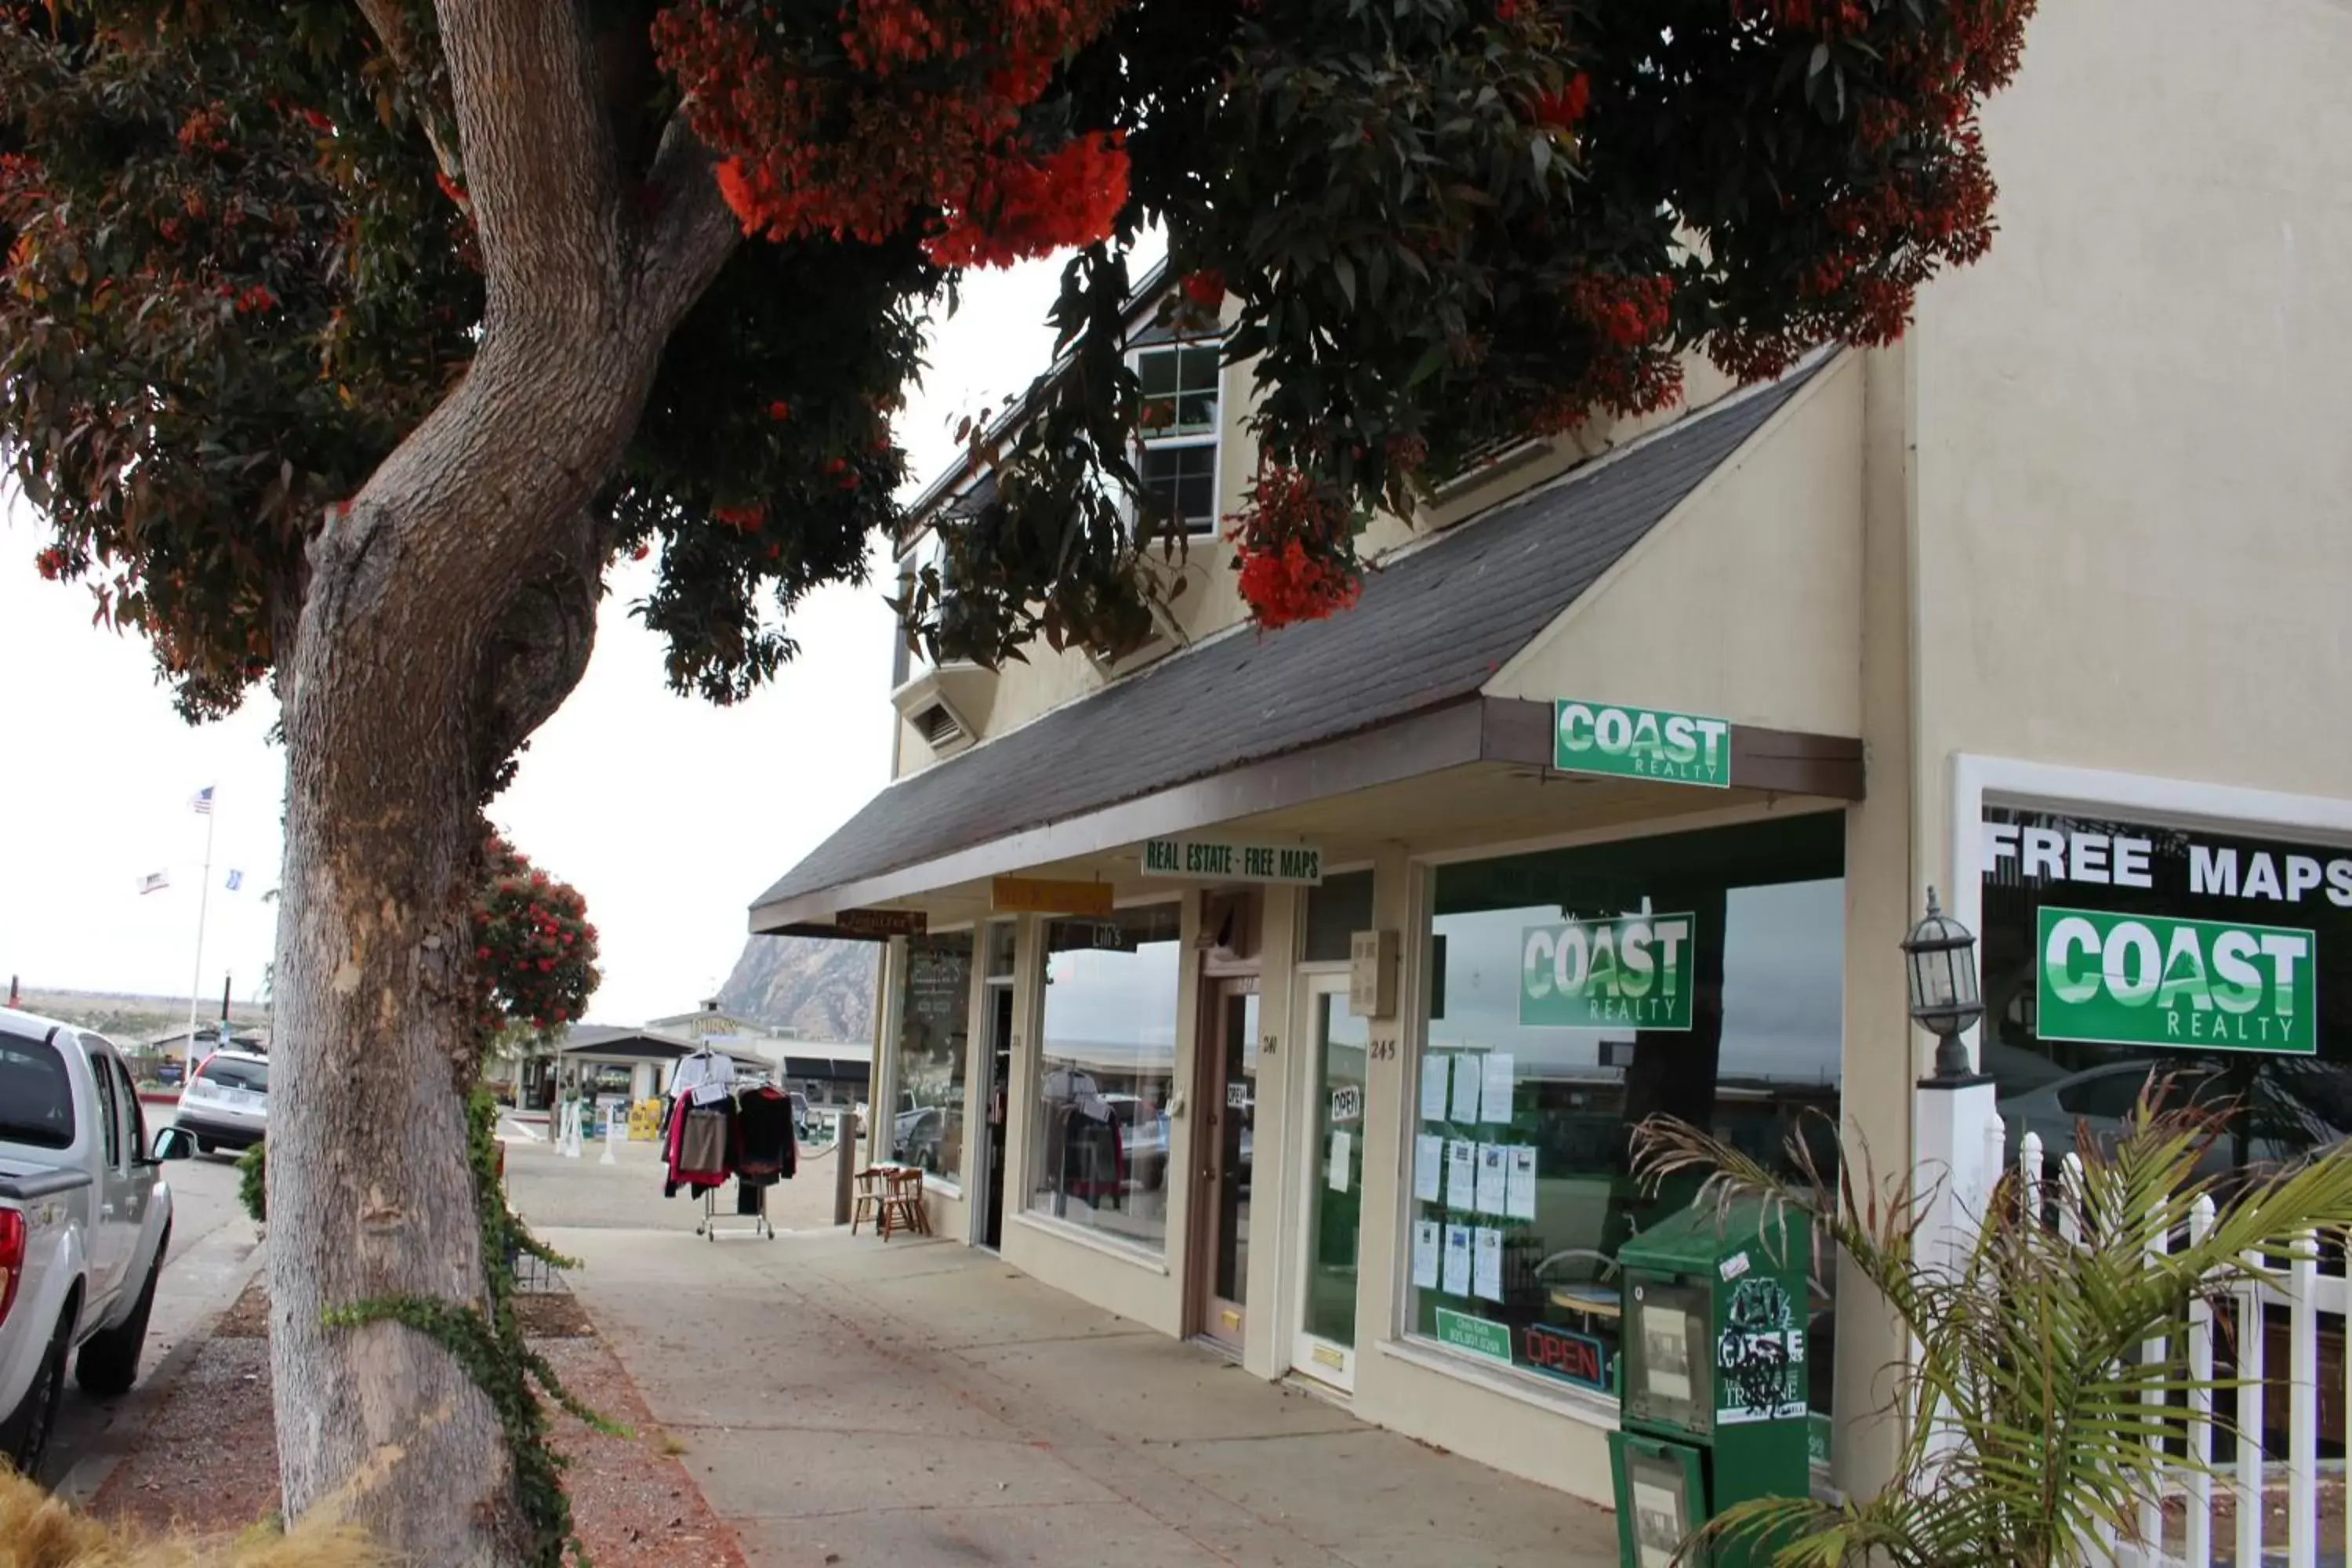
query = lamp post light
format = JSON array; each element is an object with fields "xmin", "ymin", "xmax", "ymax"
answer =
[{"xmin": 1904, "ymin": 886, "xmax": 1984, "ymax": 1083}]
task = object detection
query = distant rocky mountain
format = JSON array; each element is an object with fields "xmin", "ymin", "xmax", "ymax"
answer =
[{"xmin": 716, "ymin": 935, "xmax": 877, "ymax": 1044}]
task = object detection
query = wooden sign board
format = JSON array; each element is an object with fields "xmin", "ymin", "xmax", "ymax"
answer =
[
  {"xmin": 834, "ymin": 907, "xmax": 927, "ymax": 938},
  {"xmin": 992, "ymin": 877, "xmax": 1116, "ymax": 916}
]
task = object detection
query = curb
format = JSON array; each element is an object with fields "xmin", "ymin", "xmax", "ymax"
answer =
[{"xmin": 51, "ymin": 1240, "xmax": 267, "ymax": 1509}]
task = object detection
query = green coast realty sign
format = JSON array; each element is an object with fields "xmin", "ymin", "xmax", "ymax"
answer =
[
  {"xmin": 1521, "ymin": 913, "xmax": 1697, "ymax": 1030},
  {"xmin": 2037, "ymin": 906, "xmax": 2317, "ymax": 1054},
  {"xmin": 1553, "ymin": 699, "xmax": 1731, "ymax": 789},
  {"xmin": 1142, "ymin": 837, "xmax": 1323, "ymax": 885},
  {"xmin": 1433, "ymin": 1307, "xmax": 1513, "ymax": 1363}
]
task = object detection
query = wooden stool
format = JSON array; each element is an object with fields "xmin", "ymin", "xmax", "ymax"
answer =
[{"xmin": 880, "ymin": 1166, "xmax": 927, "ymax": 1240}]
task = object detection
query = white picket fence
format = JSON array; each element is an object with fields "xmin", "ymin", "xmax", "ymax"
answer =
[{"xmin": 2001, "ymin": 1123, "xmax": 2342, "ymax": 1568}]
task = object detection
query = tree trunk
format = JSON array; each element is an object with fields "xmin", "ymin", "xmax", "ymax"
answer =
[
  {"xmin": 267, "ymin": 348, "xmax": 624, "ymax": 1565},
  {"xmin": 261, "ymin": 5, "xmax": 741, "ymax": 1556}
]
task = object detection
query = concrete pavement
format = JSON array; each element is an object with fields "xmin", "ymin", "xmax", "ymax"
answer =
[{"xmin": 514, "ymin": 1140, "xmax": 1620, "ymax": 1568}]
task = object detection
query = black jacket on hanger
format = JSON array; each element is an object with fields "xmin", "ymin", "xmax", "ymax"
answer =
[{"xmin": 734, "ymin": 1087, "xmax": 797, "ymax": 1186}]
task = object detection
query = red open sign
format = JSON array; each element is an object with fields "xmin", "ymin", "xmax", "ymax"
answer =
[{"xmin": 1525, "ymin": 1323, "xmax": 1608, "ymax": 1390}]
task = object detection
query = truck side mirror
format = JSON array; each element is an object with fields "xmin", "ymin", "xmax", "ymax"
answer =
[{"xmin": 148, "ymin": 1125, "xmax": 197, "ymax": 1162}]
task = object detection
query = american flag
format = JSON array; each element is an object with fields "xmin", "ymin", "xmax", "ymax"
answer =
[
  {"xmin": 190, "ymin": 785, "xmax": 214, "ymax": 815},
  {"xmin": 137, "ymin": 871, "xmax": 169, "ymax": 895},
  {"xmin": 225, "ymin": 869, "xmax": 244, "ymax": 891}
]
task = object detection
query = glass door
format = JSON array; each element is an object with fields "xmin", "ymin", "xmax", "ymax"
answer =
[
  {"xmin": 1294, "ymin": 975, "xmax": 1368, "ymax": 1389},
  {"xmin": 1194, "ymin": 978, "xmax": 1260, "ymax": 1350}
]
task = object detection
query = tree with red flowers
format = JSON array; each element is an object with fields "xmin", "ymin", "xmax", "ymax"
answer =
[
  {"xmin": 473, "ymin": 835, "xmax": 601, "ymax": 1039},
  {"xmin": 0, "ymin": 0, "xmax": 2034, "ymax": 1558}
]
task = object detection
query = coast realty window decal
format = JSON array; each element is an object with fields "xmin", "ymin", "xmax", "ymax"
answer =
[
  {"xmin": 1983, "ymin": 811, "xmax": 2347, "ymax": 1057},
  {"xmin": 1519, "ymin": 912, "xmax": 1697, "ymax": 1030}
]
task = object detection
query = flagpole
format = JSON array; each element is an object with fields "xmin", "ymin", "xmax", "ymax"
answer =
[{"xmin": 185, "ymin": 797, "xmax": 216, "ymax": 1072}]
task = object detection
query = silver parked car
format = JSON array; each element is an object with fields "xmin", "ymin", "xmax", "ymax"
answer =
[{"xmin": 174, "ymin": 1049, "xmax": 269, "ymax": 1154}]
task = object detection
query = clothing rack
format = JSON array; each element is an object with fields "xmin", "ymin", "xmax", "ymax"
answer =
[{"xmin": 697, "ymin": 1177, "xmax": 774, "ymax": 1242}]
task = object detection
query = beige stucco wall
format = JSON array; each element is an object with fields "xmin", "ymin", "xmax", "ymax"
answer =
[
  {"xmin": 1904, "ymin": 0, "xmax": 2352, "ymax": 892},
  {"xmin": 1831, "ymin": 343, "xmax": 1919, "ymax": 1500},
  {"xmin": 1486, "ymin": 353, "xmax": 1864, "ymax": 740}
]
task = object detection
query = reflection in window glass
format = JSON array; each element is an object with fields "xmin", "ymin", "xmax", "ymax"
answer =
[
  {"xmin": 1138, "ymin": 346, "xmax": 1220, "ymax": 435},
  {"xmin": 1303, "ymin": 871, "xmax": 1376, "ymax": 964},
  {"xmin": 0, "ymin": 1033, "xmax": 73, "ymax": 1149},
  {"xmin": 1408, "ymin": 815, "xmax": 1844, "ymax": 1419},
  {"xmin": 1140, "ymin": 445, "xmax": 1217, "ymax": 533},
  {"xmin": 1030, "ymin": 905, "xmax": 1184, "ymax": 1254},
  {"xmin": 896, "ymin": 933, "xmax": 973, "ymax": 1185}
]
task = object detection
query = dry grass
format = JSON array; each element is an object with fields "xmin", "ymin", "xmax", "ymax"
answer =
[{"xmin": 0, "ymin": 1469, "xmax": 387, "ymax": 1568}]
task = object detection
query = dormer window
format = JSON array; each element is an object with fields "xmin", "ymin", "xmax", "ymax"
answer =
[{"xmin": 1134, "ymin": 343, "xmax": 1221, "ymax": 535}]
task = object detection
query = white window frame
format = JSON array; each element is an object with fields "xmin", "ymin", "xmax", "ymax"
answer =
[{"xmin": 1129, "ymin": 338, "xmax": 1224, "ymax": 537}]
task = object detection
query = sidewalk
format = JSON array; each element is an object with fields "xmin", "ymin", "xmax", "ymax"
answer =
[{"xmin": 539, "ymin": 1216, "xmax": 1621, "ymax": 1568}]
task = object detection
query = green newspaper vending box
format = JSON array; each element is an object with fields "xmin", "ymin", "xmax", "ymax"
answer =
[{"xmin": 1608, "ymin": 1199, "xmax": 1811, "ymax": 1568}]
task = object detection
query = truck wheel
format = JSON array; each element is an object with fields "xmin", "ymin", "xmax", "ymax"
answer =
[
  {"xmin": 2, "ymin": 1302, "xmax": 72, "ymax": 1476},
  {"xmin": 76, "ymin": 1221, "xmax": 168, "ymax": 1397}
]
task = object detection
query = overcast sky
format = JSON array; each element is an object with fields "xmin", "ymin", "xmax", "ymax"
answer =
[{"xmin": 0, "ymin": 257, "xmax": 1073, "ymax": 1025}]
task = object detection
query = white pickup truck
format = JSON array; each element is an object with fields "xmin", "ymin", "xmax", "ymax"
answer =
[{"xmin": 1, "ymin": 1006, "xmax": 185, "ymax": 1476}]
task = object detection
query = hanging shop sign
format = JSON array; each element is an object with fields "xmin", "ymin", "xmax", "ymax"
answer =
[
  {"xmin": 1519, "ymin": 913, "xmax": 1697, "ymax": 1030},
  {"xmin": 834, "ymin": 907, "xmax": 927, "ymax": 938},
  {"xmin": 992, "ymin": 877, "xmax": 1116, "ymax": 916},
  {"xmin": 1142, "ymin": 837, "xmax": 1324, "ymax": 885},
  {"xmin": 2036, "ymin": 906, "xmax": 2316, "ymax": 1054},
  {"xmin": 1552, "ymin": 699, "xmax": 1732, "ymax": 789}
]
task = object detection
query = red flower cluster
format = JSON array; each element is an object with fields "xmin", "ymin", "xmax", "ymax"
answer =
[
  {"xmin": 1709, "ymin": 0, "xmax": 2031, "ymax": 383},
  {"xmin": 471, "ymin": 834, "xmax": 600, "ymax": 1036},
  {"xmin": 232, "ymin": 283, "xmax": 274, "ymax": 314},
  {"xmin": 924, "ymin": 132, "xmax": 1127, "ymax": 267},
  {"xmin": 175, "ymin": 108, "xmax": 229, "ymax": 153},
  {"xmin": 713, "ymin": 502, "xmax": 767, "ymax": 532},
  {"xmin": 655, "ymin": 0, "xmax": 1127, "ymax": 267},
  {"xmin": 33, "ymin": 545, "xmax": 66, "ymax": 579},
  {"xmin": 1748, "ymin": 0, "xmax": 1874, "ymax": 35},
  {"xmin": 1530, "ymin": 271, "xmax": 1685, "ymax": 431},
  {"xmin": 1570, "ymin": 270, "xmax": 1671, "ymax": 350},
  {"xmin": 1225, "ymin": 463, "xmax": 1362, "ymax": 630},
  {"xmin": 1530, "ymin": 73, "xmax": 1591, "ymax": 129},
  {"xmin": 1181, "ymin": 269, "xmax": 1226, "ymax": 310}
]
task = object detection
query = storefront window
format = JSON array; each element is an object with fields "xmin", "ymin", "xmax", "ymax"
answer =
[
  {"xmin": 1980, "ymin": 808, "xmax": 2352, "ymax": 1183},
  {"xmin": 1029, "ymin": 904, "xmax": 1184, "ymax": 1253},
  {"xmin": 1304, "ymin": 870, "xmax": 1376, "ymax": 963},
  {"xmin": 1409, "ymin": 815, "xmax": 1844, "ymax": 1412},
  {"xmin": 895, "ymin": 933, "xmax": 972, "ymax": 1185}
]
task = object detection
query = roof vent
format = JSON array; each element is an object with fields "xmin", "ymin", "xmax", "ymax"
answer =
[{"xmin": 910, "ymin": 700, "xmax": 967, "ymax": 750}]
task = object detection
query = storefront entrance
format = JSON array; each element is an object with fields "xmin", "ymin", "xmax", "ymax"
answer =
[
  {"xmin": 1293, "ymin": 972, "xmax": 1367, "ymax": 1389},
  {"xmin": 1192, "ymin": 976, "xmax": 1260, "ymax": 1352}
]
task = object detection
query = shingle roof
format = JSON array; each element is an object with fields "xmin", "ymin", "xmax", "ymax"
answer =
[{"xmin": 755, "ymin": 363, "xmax": 1821, "ymax": 916}]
